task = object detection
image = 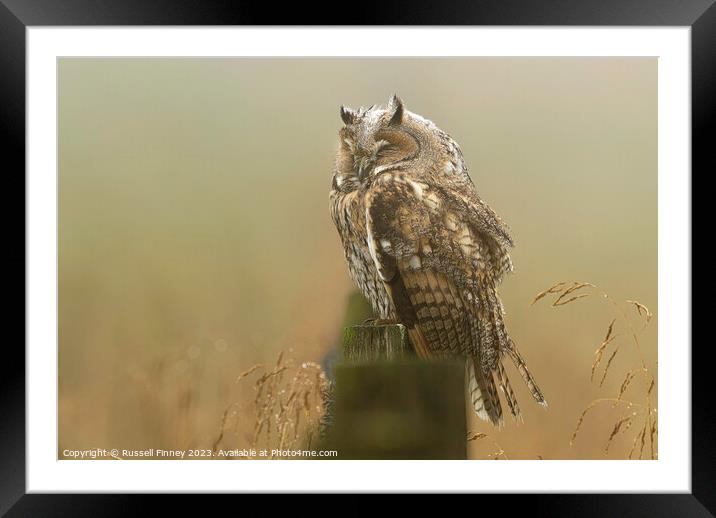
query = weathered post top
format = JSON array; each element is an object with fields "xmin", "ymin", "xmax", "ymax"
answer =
[{"xmin": 324, "ymin": 322, "xmax": 467, "ymax": 459}]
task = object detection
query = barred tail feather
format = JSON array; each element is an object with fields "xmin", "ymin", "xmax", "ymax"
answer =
[
  {"xmin": 467, "ymin": 357, "xmax": 503, "ymax": 426},
  {"xmin": 495, "ymin": 361, "xmax": 522, "ymax": 421},
  {"xmin": 470, "ymin": 281, "xmax": 546, "ymax": 423},
  {"xmin": 506, "ymin": 339, "xmax": 547, "ymax": 406},
  {"xmin": 406, "ymin": 324, "xmax": 432, "ymax": 360}
]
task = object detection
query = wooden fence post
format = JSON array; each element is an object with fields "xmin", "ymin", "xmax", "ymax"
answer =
[{"xmin": 323, "ymin": 323, "xmax": 467, "ymax": 459}]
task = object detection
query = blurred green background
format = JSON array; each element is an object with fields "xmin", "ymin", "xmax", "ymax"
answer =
[{"xmin": 58, "ymin": 58, "xmax": 656, "ymax": 459}]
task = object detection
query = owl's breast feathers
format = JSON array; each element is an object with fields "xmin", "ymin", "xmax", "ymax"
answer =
[{"xmin": 330, "ymin": 188, "xmax": 393, "ymax": 319}]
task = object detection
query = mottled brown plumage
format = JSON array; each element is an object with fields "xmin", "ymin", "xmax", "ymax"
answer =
[{"xmin": 329, "ymin": 95, "xmax": 546, "ymax": 425}]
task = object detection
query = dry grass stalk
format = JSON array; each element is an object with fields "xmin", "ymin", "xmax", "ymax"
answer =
[
  {"xmin": 638, "ymin": 421, "xmax": 647, "ymax": 459},
  {"xmin": 214, "ymin": 351, "xmax": 329, "ymax": 459},
  {"xmin": 570, "ymin": 400, "xmax": 600, "ymax": 446},
  {"xmin": 468, "ymin": 430, "xmax": 509, "ymax": 459},
  {"xmin": 552, "ymin": 293, "xmax": 590, "ymax": 306},
  {"xmin": 236, "ymin": 364, "xmax": 262, "ymax": 381},
  {"xmin": 628, "ymin": 425, "xmax": 645, "ymax": 460},
  {"xmin": 552, "ymin": 282, "xmax": 595, "ymax": 307},
  {"xmin": 530, "ymin": 281, "xmax": 568, "ymax": 306},
  {"xmin": 212, "ymin": 409, "xmax": 229, "ymax": 454},
  {"xmin": 591, "ymin": 319, "xmax": 617, "ymax": 382},
  {"xmin": 535, "ymin": 281, "xmax": 657, "ymax": 459},
  {"xmin": 599, "ymin": 347, "xmax": 620, "ymax": 387},
  {"xmin": 605, "ymin": 414, "xmax": 634, "ymax": 453},
  {"xmin": 603, "ymin": 319, "xmax": 617, "ymax": 343},
  {"xmin": 487, "ymin": 449, "xmax": 507, "ymax": 460},
  {"xmin": 615, "ymin": 370, "xmax": 636, "ymax": 407},
  {"xmin": 626, "ymin": 300, "xmax": 653, "ymax": 323},
  {"xmin": 530, "ymin": 281, "xmax": 596, "ymax": 307}
]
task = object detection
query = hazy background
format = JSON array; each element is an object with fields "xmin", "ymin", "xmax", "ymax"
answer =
[{"xmin": 58, "ymin": 58, "xmax": 657, "ymax": 459}]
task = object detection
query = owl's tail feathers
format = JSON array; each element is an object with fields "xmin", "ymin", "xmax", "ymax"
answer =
[
  {"xmin": 467, "ymin": 357, "xmax": 503, "ymax": 426},
  {"xmin": 406, "ymin": 324, "xmax": 432, "ymax": 360},
  {"xmin": 505, "ymin": 340, "xmax": 548, "ymax": 407},
  {"xmin": 495, "ymin": 360, "xmax": 522, "ymax": 421}
]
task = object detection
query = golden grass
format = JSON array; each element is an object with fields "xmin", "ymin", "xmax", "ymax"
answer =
[
  {"xmin": 221, "ymin": 280, "xmax": 657, "ymax": 461},
  {"xmin": 532, "ymin": 281, "xmax": 657, "ymax": 460},
  {"xmin": 212, "ymin": 351, "xmax": 329, "ymax": 459},
  {"xmin": 467, "ymin": 431, "xmax": 512, "ymax": 460}
]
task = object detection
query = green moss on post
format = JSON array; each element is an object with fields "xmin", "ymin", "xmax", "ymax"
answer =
[
  {"xmin": 324, "ymin": 323, "xmax": 467, "ymax": 459},
  {"xmin": 342, "ymin": 324, "xmax": 411, "ymax": 362}
]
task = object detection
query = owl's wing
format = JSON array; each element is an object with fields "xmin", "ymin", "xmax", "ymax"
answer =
[
  {"xmin": 365, "ymin": 173, "xmax": 544, "ymax": 425},
  {"xmin": 364, "ymin": 172, "xmax": 513, "ymax": 318}
]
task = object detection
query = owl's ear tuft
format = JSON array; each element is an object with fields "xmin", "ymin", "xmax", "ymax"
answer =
[
  {"xmin": 387, "ymin": 94, "xmax": 404, "ymax": 125},
  {"xmin": 340, "ymin": 105, "xmax": 356, "ymax": 125}
]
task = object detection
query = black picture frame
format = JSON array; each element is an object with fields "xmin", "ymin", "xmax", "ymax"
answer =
[{"xmin": 3, "ymin": 0, "xmax": 707, "ymax": 513}]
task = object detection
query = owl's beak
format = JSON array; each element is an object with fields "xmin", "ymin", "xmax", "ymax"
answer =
[{"xmin": 357, "ymin": 157, "xmax": 375, "ymax": 180}]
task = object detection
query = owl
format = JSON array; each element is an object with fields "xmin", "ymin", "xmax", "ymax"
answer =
[{"xmin": 329, "ymin": 95, "xmax": 547, "ymax": 425}]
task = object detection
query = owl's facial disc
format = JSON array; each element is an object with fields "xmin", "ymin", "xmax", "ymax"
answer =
[
  {"xmin": 333, "ymin": 96, "xmax": 419, "ymax": 190},
  {"xmin": 349, "ymin": 137, "xmax": 402, "ymax": 181}
]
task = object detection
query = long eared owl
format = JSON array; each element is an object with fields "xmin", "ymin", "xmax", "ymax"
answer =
[{"xmin": 329, "ymin": 95, "xmax": 547, "ymax": 425}]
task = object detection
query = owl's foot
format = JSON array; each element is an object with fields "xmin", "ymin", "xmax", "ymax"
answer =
[{"xmin": 362, "ymin": 317, "xmax": 398, "ymax": 326}]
